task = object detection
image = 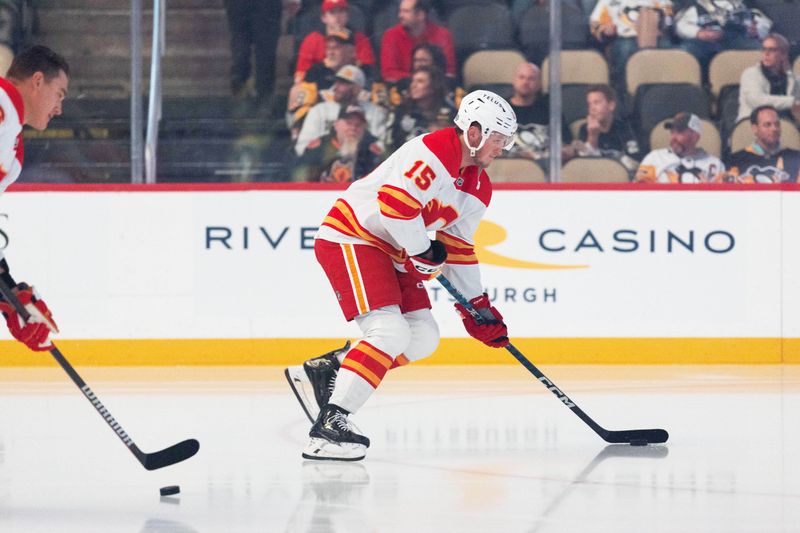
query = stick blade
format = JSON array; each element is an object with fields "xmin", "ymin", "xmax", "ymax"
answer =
[
  {"xmin": 142, "ymin": 439, "xmax": 200, "ymax": 470},
  {"xmin": 604, "ymin": 428, "xmax": 669, "ymax": 445}
]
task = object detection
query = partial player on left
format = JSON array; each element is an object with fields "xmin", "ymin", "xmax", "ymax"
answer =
[{"xmin": 0, "ymin": 45, "xmax": 69, "ymax": 351}]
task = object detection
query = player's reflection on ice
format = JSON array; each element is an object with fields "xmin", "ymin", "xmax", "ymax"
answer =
[
  {"xmin": 140, "ymin": 518, "xmax": 198, "ymax": 533},
  {"xmin": 285, "ymin": 461, "xmax": 372, "ymax": 533},
  {"xmin": 528, "ymin": 444, "xmax": 669, "ymax": 533}
]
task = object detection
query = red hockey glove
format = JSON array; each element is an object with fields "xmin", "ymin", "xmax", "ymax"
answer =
[
  {"xmin": 403, "ymin": 240, "xmax": 447, "ymax": 281},
  {"xmin": 454, "ymin": 293, "xmax": 509, "ymax": 348},
  {"xmin": 0, "ymin": 283, "xmax": 58, "ymax": 352}
]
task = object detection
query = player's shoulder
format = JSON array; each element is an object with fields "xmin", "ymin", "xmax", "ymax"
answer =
[
  {"xmin": 458, "ymin": 165, "xmax": 492, "ymax": 207},
  {"xmin": 419, "ymin": 128, "xmax": 461, "ymax": 176},
  {"xmin": 0, "ymin": 77, "xmax": 24, "ymax": 125}
]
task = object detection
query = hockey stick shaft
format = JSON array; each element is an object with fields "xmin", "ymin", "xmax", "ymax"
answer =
[
  {"xmin": 437, "ymin": 274, "xmax": 668, "ymax": 444},
  {"xmin": 0, "ymin": 278, "xmax": 199, "ymax": 469}
]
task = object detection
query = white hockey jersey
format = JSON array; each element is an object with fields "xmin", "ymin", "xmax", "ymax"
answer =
[
  {"xmin": 316, "ymin": 127, "xmax": 490, "ymax": 301},
  {"xmin": 0, "ymin": 77, "xmax": 24, "ymax": 195},
  {"xmin": 0, "ymin": 77, "xmax": 25, "ymax": 263},
  {"xmin": 635, "ymin": 147, "xmax": 725, "ymax": 183}
]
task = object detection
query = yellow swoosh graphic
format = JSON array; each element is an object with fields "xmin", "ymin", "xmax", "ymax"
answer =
[{"xmin": 474, "ymin": 220, "xmax": 588, "ymax": 270}]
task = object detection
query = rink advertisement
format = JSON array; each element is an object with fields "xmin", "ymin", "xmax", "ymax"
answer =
[{"xmin": 0, "ymin": 185, "xmax": 798, "ymax": 365}]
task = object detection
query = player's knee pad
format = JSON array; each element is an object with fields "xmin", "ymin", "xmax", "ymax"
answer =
[
  {"xmin": 353, "ymin": 305, "xmax": 412, "ymax": 357},
  {"xmin": 402, "ymin": 308, "xmax": 440, "ymax": 362}
]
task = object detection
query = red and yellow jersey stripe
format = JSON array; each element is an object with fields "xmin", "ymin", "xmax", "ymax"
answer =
[
  {"xmin": 436, "ymin": 231, "xmax": 478, "ymax": 265},
  {"xmin": 377, "ymin": 184, "xmax": 422, "ymax": 220},
  {"xmin": 322, "ymin": 199, "xmax": 407, "ymax": 262}
]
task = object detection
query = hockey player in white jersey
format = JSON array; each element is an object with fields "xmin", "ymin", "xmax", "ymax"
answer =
[
  {"xmin": 0, "ymin": 46, "xmax": 68, "ymax": 351},
  {"xmin": 286, "ymin": 90, "xmax": 517, "ymax": 461}
]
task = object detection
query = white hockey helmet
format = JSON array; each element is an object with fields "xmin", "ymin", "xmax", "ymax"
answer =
[{"xmin": 454, "ymin": 89, "xmax": 518, "ymax": 156}]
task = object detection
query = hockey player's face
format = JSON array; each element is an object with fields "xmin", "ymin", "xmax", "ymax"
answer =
[
  {"xmin": 753, "ymin": 109, "xmax": 781, "ymax": 150},
  {"xmin": 474, "ymin": 131, "xmax": 509, "ymax": 166},
  {"xmin": 28, "ymin": 70, "xmax": 68, "ymax": 131}
]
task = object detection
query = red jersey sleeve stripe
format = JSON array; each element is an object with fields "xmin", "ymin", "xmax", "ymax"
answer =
[{"xmin": 377, "ymin": 185, "xmax": 422, "ymax": 220}]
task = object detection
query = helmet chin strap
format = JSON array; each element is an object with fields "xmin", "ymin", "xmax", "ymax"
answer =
[{"xmin": 462, "ymin": 129, "xmax": 487, "ymax": 158}]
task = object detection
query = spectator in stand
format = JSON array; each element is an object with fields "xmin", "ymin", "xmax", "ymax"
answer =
[
  {"xmin": 386, "ymin": 43, "xmax": 463, "ymax": 109},
  {"xmin": 287, "ymin": 31, "xmax": 357, "ymax": 136},
  {"xmin": 0, "ymin": 0, "xmax": 25, "ymax": 76},
  {"xmin": 737, "ymin": 33, "xmax": 800, "ymax": 123},
  {"xmin": 590, "ymin": 0, "xmax": 674, "ymax": 102},
  {"xmin": 573, "ymin": 84, "xmax": 641, "ymax": 174},
  {"xmin": 293, "ymin": 104, "xmax": 385, "ymax": 182},
  {"xmin": 675, "ymin": 0, "xmax": 771, "ymax": 81},
  {"xmin": 635, "ymin": 112, "xmax": 725, "ymax": 183},
  {"xmin": 224, "ymin": 0, "xmax": 291, "ymax": 105},
  {"xmin": 294, "ymin": 0, "xmax": 375, "ymax": 84},
  {"xmin": 505, "ymin": 62, "xmax": 573, "ymax": 167},
  {"xmin": 386, "ymin": 65, "xmax": 455, "ymax": 150},
  {"xmin": 295, "ymin": 65, "xmax": 387, "ymax": 156},
  {"xmin": 725, "ymin": 104, "xmax": 800, "ymax": 183},
  {"xmin": 380, "ymin": 0, "xmax": 456, "ymax": 83}
]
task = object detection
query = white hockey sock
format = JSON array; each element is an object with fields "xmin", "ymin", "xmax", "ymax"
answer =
[{"xmin": 328, "ymin": 367, "xmax": 376, "ymax": 414}]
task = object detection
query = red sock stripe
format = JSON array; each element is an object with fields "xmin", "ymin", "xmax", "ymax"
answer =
[
  {"xmin": 340, "ymin": 341, "xmax": 393, "ymax": 387},
  {"xmin": 390, "ymin": 354, "xmax": 410, "ymax": 369}
]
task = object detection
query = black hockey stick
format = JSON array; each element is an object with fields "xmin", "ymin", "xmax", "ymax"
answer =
[
  {"xmin": 437, "ymin": 274, "xmax": 668, "ymax": 445},
  {"xmin": 0, "ymin": 278, "xmax": 199, "ymax": 470}
]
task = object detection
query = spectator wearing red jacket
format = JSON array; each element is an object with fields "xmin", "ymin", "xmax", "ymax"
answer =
[
  {"xmin": 380, "ymin": 0, "xmax": 456, "ymax": 83},
  {"xmin": 294, "ymin": 0, "xmax": 375, "ymax": 83}
]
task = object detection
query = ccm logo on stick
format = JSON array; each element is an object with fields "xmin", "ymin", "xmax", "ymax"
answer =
[{"xmin": 538, "ymin": 377, "xmax": 576, "ymax": 407}]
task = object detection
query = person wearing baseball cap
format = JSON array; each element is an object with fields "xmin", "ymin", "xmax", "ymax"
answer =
[
  {"xmin": 295, "ymin": 64, "xmax": 388, "ymax": 156},
  {"xmin": 292, "ymin": 102, "xmax": 385, "ymax": 183},
  {"xmin": 294, "ymin": 0, "xmax": 375, "ymax": 83},
  {"xmin": 635, "ymin": 111, "xmax": 725, "ymax": 183}
]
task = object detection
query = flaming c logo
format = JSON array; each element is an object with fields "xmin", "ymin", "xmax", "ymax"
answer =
[{"xmin": 473, "ymin": 220, "xmax": 587, "ymax": 270}]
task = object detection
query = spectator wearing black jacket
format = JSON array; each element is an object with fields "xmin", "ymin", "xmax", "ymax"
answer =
[
  {"xmin": 725, "ymin": 104, "xmax": 800, "ymax": 183},
  {"xmin": 575, "ymin": 84, "xmax": 641, "ymax": 173}
]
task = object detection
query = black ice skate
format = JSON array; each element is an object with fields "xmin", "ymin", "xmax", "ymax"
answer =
[
  {"xmin": 302, "ymin": 404, "xmax": 370, "ymax": 461},
  {"xmin": 285, "ymin": 341, "xmax": 350, "ymax": 423}
]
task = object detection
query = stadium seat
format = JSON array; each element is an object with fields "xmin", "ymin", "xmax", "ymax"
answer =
[
  {"xmin": 438, "ymin": 0, "xmax": 509, "ymax": 18},
  {"xmin": 447, "ymin": 3, "xmax": 515, "ymax": 65},
  {"xmin": 649, "ymin": 118, "xmax": 722, "ymax": 157},
  {"xmin": 559, "ymin": 85, "xmax": 592, "ymax": 130},
  {"xmin": 462, "ymin": 49, "xmax": 527, "ymax": 91},
  {"xmin": 634, "ymin": 84, "xmax": 711, "ymax": 147},
  {"xmin": 708, "ymin": 50, "xmax": 761, "ymax": 103},
  {"xmin": 487, "ymin": 158, "xmax": 546, "ymax": 183},
  {"xmin": 561, "ymin": 157, "xmax": 631, "ymax": 183},
  {"xmin": 516, "ymin": 1, "xmax": 587, "ymax": 64},
  {"xmin": 729, "ymin": 118, "xmax": 800, "ymax": 153},
  {"xmin": 625, "ymin": 49, "xmax": 701, "ymax": 98},
  {"xmin": 570, "ymin": 118, "xmax": 586, "ymax": 140},
  {"xmin": 541, "ymin": 50, "xmax": 609, "ymax": 89}
]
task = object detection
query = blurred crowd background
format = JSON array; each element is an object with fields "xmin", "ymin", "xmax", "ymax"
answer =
[{"xmin": 4, "ymin": 0, "xmax": 800, "ymax": 184}]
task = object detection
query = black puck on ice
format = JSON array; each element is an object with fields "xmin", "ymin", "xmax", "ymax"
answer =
[
  {"xmin": 159, "ymin": 485, "xmax": 180, "ymax": 496},
  {"xmin": 630, "ymin": 439, "xmax": 648, "ymax": 447}
]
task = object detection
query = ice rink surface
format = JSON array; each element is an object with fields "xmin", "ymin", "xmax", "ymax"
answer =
[{"xmin": 0, "ymin": 363, "xmax": 798, "ymax": 533}]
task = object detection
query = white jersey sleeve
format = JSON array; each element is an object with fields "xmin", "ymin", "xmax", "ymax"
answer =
[{"xmin": 0, "ymin": 81, "xmax": 24, "ymax": 195}]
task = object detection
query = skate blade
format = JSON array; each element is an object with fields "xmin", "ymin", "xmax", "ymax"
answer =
[
  {"xmin": 302, "ymin": 438, "xmax": 366, "ymax": 461},
  {"xmin": 284, "ymin": 366, "xmax": 319, "ymax": 424}
]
